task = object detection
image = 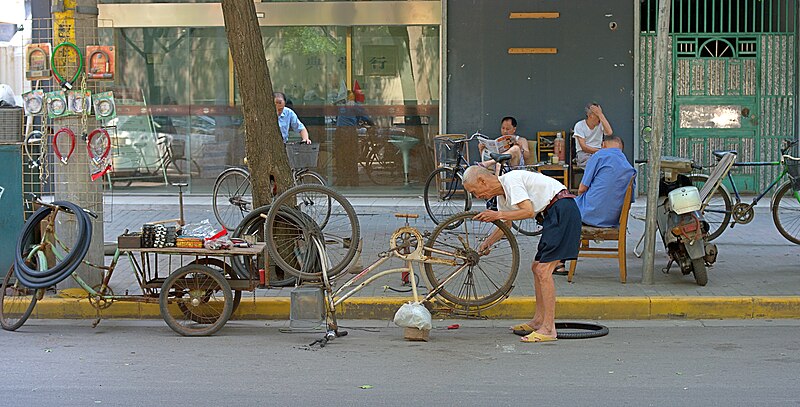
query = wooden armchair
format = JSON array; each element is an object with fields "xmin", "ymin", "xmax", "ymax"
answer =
[{"xmin": 567, "ymin": 176, "xmax": 635, "ymax": 283}]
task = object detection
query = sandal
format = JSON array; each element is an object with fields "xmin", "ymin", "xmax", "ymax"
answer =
[{"xmin": 553, "ymin": 263, "xmax": 568, "ymax": 276}]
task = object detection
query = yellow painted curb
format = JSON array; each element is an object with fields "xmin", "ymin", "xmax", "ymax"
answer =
[
  {"xmin": 650, "ymin": 296, "xmax": 754, "ymax": 319},
  {"xmin": 19, "ymin": 296, "xmax": 800, "ymax": 321}
]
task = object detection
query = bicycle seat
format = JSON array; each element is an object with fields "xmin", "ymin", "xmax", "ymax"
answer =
[
  {"xmin": 394, "ymin": 213, "xmax": 419, "ymax": 219},
  {"xmin": 490, "ymin": 152, "xmax": 513, "ymax": 164},
  {"xmin": 171, "ymin": 182, "xmax": 189, "ymax": 188},
  {"xmin": 712, "ymin": 150, "xmax": 737, "ymax": 160},
  {"xmin": 133, "ymin": 141, "xmax": 148, "ymax": 148}
]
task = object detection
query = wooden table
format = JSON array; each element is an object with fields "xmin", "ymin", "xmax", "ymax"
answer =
[{"xmin": 528, "ymin": 163, "xmax": 569, "ymax": 187}]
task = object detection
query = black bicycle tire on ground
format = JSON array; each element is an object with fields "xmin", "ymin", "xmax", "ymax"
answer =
[
  {"xmin": 159, "ymin": 264, "xmax": 234, "ymax": 336},
  {"xmin": 182, "ymin": 258, "xmax": 242, "ymax": 321},
  {"xmin": 691, "ymin": 258, "xmax": 708, "ymax": 286},
  {"xmin": 231, "ymin": 205, "xmax": 298, "ymax": 287},
  {"xmin": 688, "ymin": 174, "xmax": 732, "ymax": 241},
  {"xmin": 423, "ymin": 167, "xmax": 472, "ymax": 226},
  {"xmin": 14, "ymin": 201, "xmax": 93, "ymax": 288},
  {"xmin": 0, "ymin": 265, "xmax": 38, "ymax": 331},
  {"xmin": 771, "ymin": 181, "xmax": 800, "ymax": 245},
  {"xmin": 554, "ymin": 322, "xmax": 610, "ymax": 339},
  {"xmin": 266, "ymin": 184, "xmax": 360, "ymax": 280},
  {"xmin": 212, "ymin": 167, "xmax": 253, "ymax": 232},
  {"xmin": 423, "ymin": 211, "xmax": 519, "ymax": 310}
]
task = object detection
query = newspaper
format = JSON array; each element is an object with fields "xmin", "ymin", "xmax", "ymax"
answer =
[{"xmin": 477, "ymin": 136, "xmax": 512, "ymax": 155}]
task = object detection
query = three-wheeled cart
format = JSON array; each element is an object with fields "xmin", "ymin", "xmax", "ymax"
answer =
[{"xmin": 126, "ymin": 243, "xmax": 265, "ymax": 336}]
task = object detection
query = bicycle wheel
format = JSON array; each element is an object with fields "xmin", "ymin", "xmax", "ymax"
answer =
[
  {"xmin": 169, "ymin": 157, "xmax": 201, "ymax": 177},
  {"xmin": 266, "ymin": 184, "xmax": 360, "ymax": 280},
  {"xmin": 511, "ymin": 218, "xmax": 543, "ymax": 236},
  {"xmin": 771, "ymin": 181, "xmax": 800, "ymax": 244},
  {"xmin": 689, "ymin": 174, "xmax": 732, "ymax": 241},
  {"xmin": 181, "ymin": 258, "xmax": 242, "ymax": 321},
  {"xmin": 423, "ymin": 167, "xmax": 472, "ymax": 226},
  {"xmin": 295, "ymin": 170, "xmax": 326, "ymax": 186},
  {"xmin": 231, "ymin": 204, "xmax": 298, "ymax": 287},
  {"xmin": 159, "ymin": 264, "xmax": 233, "ymax": 336},
  {"xmin": 295, "ymin": 170, "xmax": 331, "ymax": 229},
  {"xmin": 0, "ymin": 266, "xmax": 39, "ymax": 331},
  {"xmin": 362, "ymin": 141, "xmax": 402, "ymax": 185},
  {"xmin": 213, "ymin": 167, "xmax": 253, "ymax": 231},
  {"xmin": 423, "ymin": 211, "xmax": 519, "ymax": 314}
]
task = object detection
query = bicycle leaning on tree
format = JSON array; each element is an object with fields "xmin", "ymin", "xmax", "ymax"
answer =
[{"xmin": 212, "ymin": 141, "xmax": 327, "ymax": 231}]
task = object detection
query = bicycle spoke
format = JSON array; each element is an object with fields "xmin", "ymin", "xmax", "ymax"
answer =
[{"xmin": 424, "ymin": 212, "xmax": 519, "ymax": 312}]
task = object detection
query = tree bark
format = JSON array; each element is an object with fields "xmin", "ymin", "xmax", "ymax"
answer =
[{"xmin": 221, "ymin": 0, "xmax": 292, "ymax": 208}]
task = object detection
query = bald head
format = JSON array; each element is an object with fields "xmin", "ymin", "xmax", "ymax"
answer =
[
  {"xmin": 462, "ymin": 165, "xmax": 494, "ymax": 186},
  {"xmin": 462, "ymin": 165, "xmax": 504, "ymax": 200},
  {"xmin": 602, "ymin": 135, "xmax": 624, "ymax": 149}
]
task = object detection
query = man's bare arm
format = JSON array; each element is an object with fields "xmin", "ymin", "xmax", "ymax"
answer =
[{"xmin": 576, "ymin": 136, "xmax": 600, "ymax": 154}]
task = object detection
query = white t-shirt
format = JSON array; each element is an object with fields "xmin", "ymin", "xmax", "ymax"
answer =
[
  {"xmin": 497, "ymin": 170, "xmax": 565, "ymax": 214},
  {"xmin": 573, "ymin": 119, "xmax": 606, "ymax": 153}
]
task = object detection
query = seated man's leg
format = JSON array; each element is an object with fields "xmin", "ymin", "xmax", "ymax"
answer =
[{"xmin": 575, "ymin": 151, "xmax": 592, "ymax": 168}]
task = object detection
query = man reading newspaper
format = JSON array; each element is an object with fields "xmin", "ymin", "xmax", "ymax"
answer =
[{"xmin": 477, "ymin": 116, "xmax": 531, "ymax": 174}]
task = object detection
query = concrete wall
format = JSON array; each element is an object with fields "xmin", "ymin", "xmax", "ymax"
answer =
[{"xmin": 446, "ymin": 0, "xmax": 635, "ymax": 160}]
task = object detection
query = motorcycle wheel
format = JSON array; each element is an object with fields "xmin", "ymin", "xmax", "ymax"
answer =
[{"xmin": 691, "ymin": 258, "xmax": 708, "ymax": 286}]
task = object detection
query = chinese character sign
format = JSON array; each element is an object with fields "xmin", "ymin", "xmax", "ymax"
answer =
[{"xmin": 363, "ymin": 45, "xmax": 398, "ymax": 77}]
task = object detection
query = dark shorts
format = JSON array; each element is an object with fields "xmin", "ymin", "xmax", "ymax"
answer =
[{"xmin": 535, "ymin": 198, "xmax": 582, "ymax": 263}]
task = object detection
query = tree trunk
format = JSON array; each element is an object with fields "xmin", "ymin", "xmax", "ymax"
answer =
[{"xmin": 221, "ymin": 0, "xmax": 292, "ymax": 208}]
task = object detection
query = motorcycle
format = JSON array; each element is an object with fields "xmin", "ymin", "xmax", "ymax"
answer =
[{"xmin": 654, "ymin": 156, "xmax": 717, "ymax": 286}]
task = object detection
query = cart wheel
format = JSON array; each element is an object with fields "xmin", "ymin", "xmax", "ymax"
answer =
[
  {"xmin": 184, "ymin": 258, "xmax": 242, "ymax": 319},
  {"xmin": 159, "ymin": 264, "xmax": 233, "ymax": 336}
]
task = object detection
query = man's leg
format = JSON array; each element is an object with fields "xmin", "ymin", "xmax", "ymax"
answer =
[
  {"xmin": 530, "ymin": 260, "xmax": 559, "ymax": 337},
  {"xmin": 523, "ymin": 261, "xmax": 544, "ymax": 329}
]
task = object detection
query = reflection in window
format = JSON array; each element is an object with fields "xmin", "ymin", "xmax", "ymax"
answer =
[{"xmin": 679, "ymin": 105, "xmax": 741, "ymax": 129}]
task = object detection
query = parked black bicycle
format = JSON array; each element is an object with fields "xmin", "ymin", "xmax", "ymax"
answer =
[{"xmin": 422, "ymin": 133, "xmax": 542, "ymax": 236}]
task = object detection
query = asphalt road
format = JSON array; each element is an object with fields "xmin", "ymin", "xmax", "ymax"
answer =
[{"xmin": 2, "ymin": 319, "xmax": 798, "ymax": 406}]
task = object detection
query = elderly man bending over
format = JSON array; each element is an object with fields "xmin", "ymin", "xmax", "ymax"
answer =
[{"xmin": 461, "ymin": 166, "xmax": 581, "ymax": 342}]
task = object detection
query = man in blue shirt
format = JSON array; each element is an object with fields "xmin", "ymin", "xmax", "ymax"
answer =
[
  {"xmin": 575, "ymin": 135, "xmax": 636, "ymax": 227},
  {"xmin": 274, "ymin": 92, "xmax": 311, "ymax": 144},
  {"xmin": 554, "ymin": 135, "xmax": 635, "ymax": 275}
]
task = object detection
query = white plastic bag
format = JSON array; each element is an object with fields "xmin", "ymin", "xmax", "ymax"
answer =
[{"xmin": 393, "ymin": 302, "xmax": 432, "ymax": 330}]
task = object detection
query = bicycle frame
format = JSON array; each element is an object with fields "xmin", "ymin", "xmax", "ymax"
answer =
[
  {"xmin": 319, "ymin": 222, "xmax": 475, "ymax": 312},
  {"xmin": 726, "ymin": 161, "xmax": 785, "ymax": 207}
]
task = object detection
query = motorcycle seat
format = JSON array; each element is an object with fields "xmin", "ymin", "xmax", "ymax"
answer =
[{"xmin": 712, "ymin": 150, "xmax": 737, "ymax": 160}]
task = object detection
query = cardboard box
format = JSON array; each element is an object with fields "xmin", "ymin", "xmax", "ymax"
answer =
[
  {"xmin": 176, "ymin": 237, "xmax": 204, "ymax": 248},
  {"xmin": 403, "ymin": 327, "xmax": 430, "ymax": 342}
]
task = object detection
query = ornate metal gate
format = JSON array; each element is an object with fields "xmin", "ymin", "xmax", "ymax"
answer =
[{"xmin": 639, "ymin": 0, "xmax": 797, "ymax": 192}]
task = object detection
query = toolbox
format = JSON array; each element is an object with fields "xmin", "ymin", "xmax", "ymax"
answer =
[{"xmin": 117, "ymin": 232, "xmax": 142, "ymax": 249}]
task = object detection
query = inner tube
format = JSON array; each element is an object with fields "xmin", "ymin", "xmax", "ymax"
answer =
[{"xmin": 14, "ymin": 201, "xmax": 92, "ymax": 289}]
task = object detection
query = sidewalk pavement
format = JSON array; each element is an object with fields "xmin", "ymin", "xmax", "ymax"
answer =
[{"xmin": 35, "ymin": 192, "xmax": 800, "ymax": 321}]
